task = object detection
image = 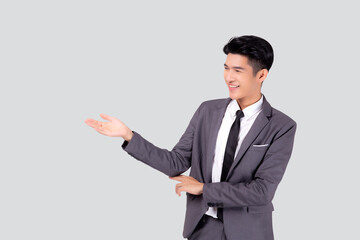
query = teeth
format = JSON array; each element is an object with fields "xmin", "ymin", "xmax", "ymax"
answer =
[{"xmin": 230, "ymin": 85, "xmax": 239, "ymax": 87}]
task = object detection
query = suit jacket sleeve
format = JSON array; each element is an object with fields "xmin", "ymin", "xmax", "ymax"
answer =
[
  {"xmin": 121, "ymin": 102, "xmax": 204, "ymax": 177},
  {"xmin": 202, "ymin": 120, "xmax": 297, "ymax": 207}
]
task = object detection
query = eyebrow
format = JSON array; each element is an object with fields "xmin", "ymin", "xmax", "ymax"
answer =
[{"xmin": 224, "ymin": 63, "xmax": 245, "ymax": 70}]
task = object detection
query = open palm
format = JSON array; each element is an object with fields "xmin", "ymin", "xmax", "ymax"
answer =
[{"xmin": 84, "ymin": 113, "xmax": 130, "ymax": 138}]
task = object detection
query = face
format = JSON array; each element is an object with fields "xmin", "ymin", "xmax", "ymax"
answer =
[{"xmin": 224, "ymin": 53, "xmax": 266, "ymax": 102}]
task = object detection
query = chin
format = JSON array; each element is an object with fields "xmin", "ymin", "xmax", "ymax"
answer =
[{"xmin": 229, "ymin": 92, "xmax": 243, "ymax": 100}]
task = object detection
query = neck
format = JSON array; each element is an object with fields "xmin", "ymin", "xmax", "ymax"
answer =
[{"xmin": 236, "ymin": 92, "xmax": 262, "ymax": 110}]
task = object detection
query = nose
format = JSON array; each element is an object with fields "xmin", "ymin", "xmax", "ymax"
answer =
[{"xmin": 225, "ymin": 69, "xmax": 235, "ymax": 83}]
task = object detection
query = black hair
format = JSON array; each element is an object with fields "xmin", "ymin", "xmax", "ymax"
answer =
[{"xmin": 223, "ymin": 35, "xmax": 274, "ymax": 76}]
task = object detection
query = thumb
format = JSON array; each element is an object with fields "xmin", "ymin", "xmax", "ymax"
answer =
[{"xmin": 100, "ymin": 113, "xmax": 114, "ymax": 121}]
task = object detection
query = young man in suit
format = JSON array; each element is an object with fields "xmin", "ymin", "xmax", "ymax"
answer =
[{"xmin": 85, "ymin": 35, "xmax": 297, "ymax": 240}]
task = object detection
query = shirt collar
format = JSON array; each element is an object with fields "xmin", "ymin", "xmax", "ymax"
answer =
[{"xmin": 229, "ymin": 94, "xmax": 263, "ymax": 120}]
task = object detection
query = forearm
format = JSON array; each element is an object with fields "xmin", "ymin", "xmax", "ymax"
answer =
[
  {"xmin": 203, "ymin": 178, "xmax": 276, "ymax": 207},
  {"xmin": 122, "ymin": 130, "xmax": 192, "ymax": 177},
  {"xmin": 121, "ymin": 103, "xmax": 204, "ymax": 177}
]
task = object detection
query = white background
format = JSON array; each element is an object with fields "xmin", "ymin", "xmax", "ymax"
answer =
[{"xmin": 1, "ymin": 1, "xmax": 359, "ymax": 239}]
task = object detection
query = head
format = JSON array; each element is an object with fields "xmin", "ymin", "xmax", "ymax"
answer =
[{"xmin": 223, "ymin": 35, "xmax": 274, "ymax": 103}]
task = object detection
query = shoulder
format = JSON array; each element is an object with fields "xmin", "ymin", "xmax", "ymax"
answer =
[
  {"xmin": 270, "ymin": 107, "xmax": 297, "ymax": 127},
  {"xmin": 198, "ymin": 97, "xmax": 230, "ymax": 111},
  {"xmin": 268, "ymin": 107, "xmax": 297, "ymax": 141},
  {"xmin": 201, "ymin": 97, "xmax": 229, "ymax": 105}
]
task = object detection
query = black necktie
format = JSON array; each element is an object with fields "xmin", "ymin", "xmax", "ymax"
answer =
[{"xmin": 217, "ymin": 109, "xmax": 244, "ymax": 221}]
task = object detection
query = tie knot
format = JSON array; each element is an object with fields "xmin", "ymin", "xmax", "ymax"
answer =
[{"xmin": 236, "ymin": 109, "xmax": 244, "ymax": 119}]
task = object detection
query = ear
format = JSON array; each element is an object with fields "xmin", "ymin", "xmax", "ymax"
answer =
[{"xmin": 256, "ymin": 69, "xmax": 268, "ymax": 84}]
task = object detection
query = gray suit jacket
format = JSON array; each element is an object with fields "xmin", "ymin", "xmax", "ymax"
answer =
[{"xmin": 121, "ymin": 94, "xmax": 297, "ymax": 240}]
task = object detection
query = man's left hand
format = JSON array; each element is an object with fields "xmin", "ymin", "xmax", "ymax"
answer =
[{"xmin": 169, "ymin": 175, "xmax": 204, "ymax": 197}]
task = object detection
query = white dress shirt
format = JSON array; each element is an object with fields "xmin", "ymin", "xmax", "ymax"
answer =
[{"xmin": 205, "ymin": 94, "xmax": 264, "ymax": 218}]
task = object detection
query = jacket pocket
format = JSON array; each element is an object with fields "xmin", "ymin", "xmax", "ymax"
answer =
[
  {"xmin": 248, "ymin": 144, "xmax": 270, "ymax": 152},
  {"xmin": 252, "ymin": 144, "xmax": 269, "ymax": 147}
]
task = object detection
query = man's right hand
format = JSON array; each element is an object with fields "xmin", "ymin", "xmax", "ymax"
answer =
[{"xmin": 84, "ymin": 113, "xmax": 134, "ymax": 141}]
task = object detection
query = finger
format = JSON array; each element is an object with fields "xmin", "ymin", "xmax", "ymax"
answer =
[
  {"xmin": 84, "ymin": 118, "xmax": 98, "ymax": 127},
  {"xmin": 178, "ymin": 176, "xmax": 192, "ymax": 182},
  {"xmin": 84, "ymin": 118, "xmax": 93, "ymax": 124},
  {"xmin": 92, "ymin": 123, "xmax": 104, "ymax": 131},
  {"xmin": 85, "ymin": 119, "xmax": 104, "ymax": 130},
  {"xmin": 169, "ymin": 176, "xmax": 180, "ymax": 182},
  {"xmin": 100, "ymin": 113, "xmax": 114, "ymax": 121},
  {"xmin": 175, "ymin": 185, "xmax": 184, "ymax": 197},
  {"xmin": 176, "ymin": 183, "xmax": 187, "ymax": 196},
  {"xmin": 175, "ymin": 182, "xmax": 185, "ymax": 189}
]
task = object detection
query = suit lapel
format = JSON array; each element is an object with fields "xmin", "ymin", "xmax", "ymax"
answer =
[
  {"xmin": 205, "ymin": 97, "xmax": 232, "ymax": 183},
  {"xmin": 225, "ymin": 94, "xmax": 272, "ymax": 181}
]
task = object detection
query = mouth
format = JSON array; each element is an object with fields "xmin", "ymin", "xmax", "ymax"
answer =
[{"xmin": 229, "ymin": 84, "xmax": 240, "ymax": 89}]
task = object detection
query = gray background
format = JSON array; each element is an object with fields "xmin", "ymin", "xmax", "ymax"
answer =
[{"xmin": 1, "ymin": 0, "xmax": 359, "ymax": 239}]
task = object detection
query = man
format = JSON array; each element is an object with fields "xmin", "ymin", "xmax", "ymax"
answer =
[{"xmin": 85, "ymin": 35, "xmax": 297, "ymax": 240}]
